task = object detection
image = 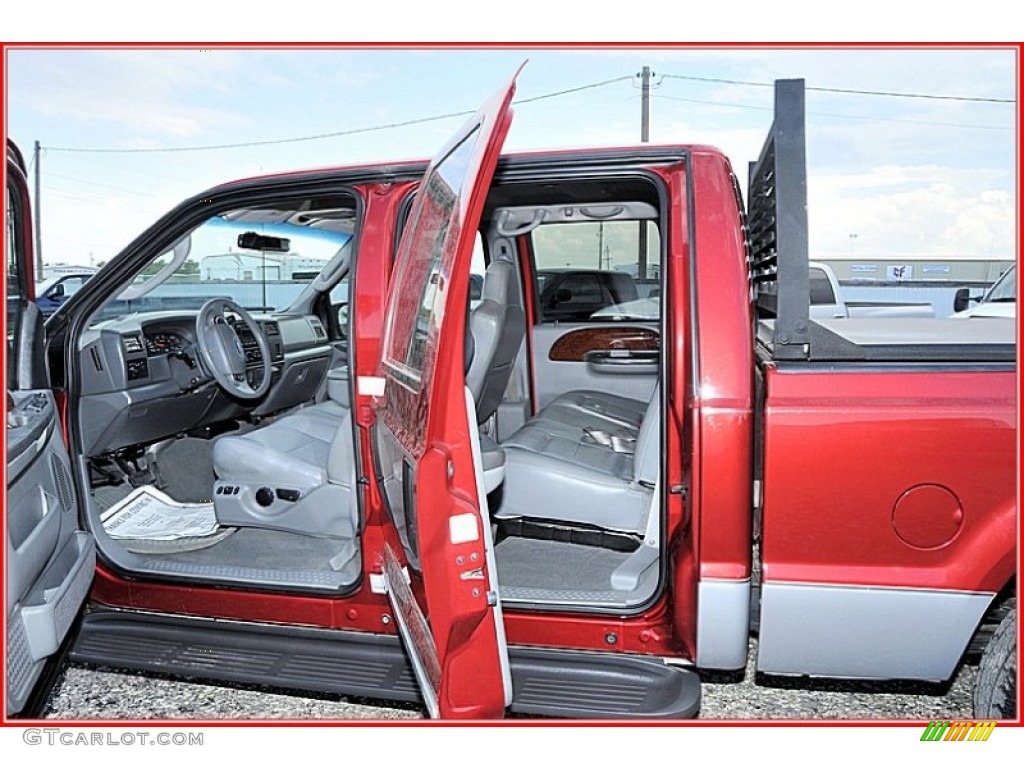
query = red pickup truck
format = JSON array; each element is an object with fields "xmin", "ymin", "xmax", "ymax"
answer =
[{"xmin": 5, "ymin": 73, "xmax": 1016, "ymax": 720}]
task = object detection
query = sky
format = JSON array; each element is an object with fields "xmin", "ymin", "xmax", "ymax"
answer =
[{"xmin": 4, "ymin": 46, "xmax": 1018, "ymax": 268}]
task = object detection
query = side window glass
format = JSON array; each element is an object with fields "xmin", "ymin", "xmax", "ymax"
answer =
[
  {"xmin": 6, "ymin": 183, "xmax": 27, "ymax": 390},
  {"xmin": 469, "ymin": 234, "xmax": 486, "ymax": 308},
  {"xmin": 63, "ymin": 276, "xmax": 84, "ymax": 297},
  {"xmin": 531, "ymin": 220, "xmax": 660, "ymax": 322}
]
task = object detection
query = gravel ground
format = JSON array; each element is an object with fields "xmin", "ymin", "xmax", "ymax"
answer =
[
  {"xmin": 699, "ymin": 639, "xmax": 976, "ymax": 720},
  {"xmin": 43, "ymin": 639, "xmax": 976, "ymax": 721}
]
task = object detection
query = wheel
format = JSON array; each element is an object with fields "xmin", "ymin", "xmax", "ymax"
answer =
[
  {"xmin": 974, "ymin": 603, "xmax": 1016, "ymax": 719},
  {"xmin": 194, "ymin": 297, "xmax": 272, "ymax": 400}
]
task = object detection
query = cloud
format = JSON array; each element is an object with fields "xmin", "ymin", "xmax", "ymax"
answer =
[
  {"xmin": 10, "ymin": 50, "xmax": 250, "ymax": 140},
  {"xmin": 811, "ymin": 165, "xmax": 1015, "ymax": 258}
]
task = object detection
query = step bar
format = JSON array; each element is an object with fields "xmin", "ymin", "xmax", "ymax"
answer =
[{"xmin": 71, "ymin": 608, "xmax": 700, "ymax": 719}]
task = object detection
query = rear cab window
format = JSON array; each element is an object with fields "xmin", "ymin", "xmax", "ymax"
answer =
[{"xmin": 531, "ymin": 219, "xmax": 661, "ymax": 323}]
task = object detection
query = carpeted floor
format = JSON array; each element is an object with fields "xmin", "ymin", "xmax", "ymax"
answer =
[
  {"xmin": 156, "ymin": 437, "xmax": 217, "ymax": 502},
  {"xmin": 494, "ymin": 536, "xmax": 629, "ymax": 592}
]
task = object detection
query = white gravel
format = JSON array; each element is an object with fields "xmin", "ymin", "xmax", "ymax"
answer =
[{"xmin": 44, "ymin": 640, "xmax": 975, "ymax": 721}]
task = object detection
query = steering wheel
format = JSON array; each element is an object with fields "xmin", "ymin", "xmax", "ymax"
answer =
[{"xmin": 194, "ymin": 298, "xmax": 272, "ymax": 400}]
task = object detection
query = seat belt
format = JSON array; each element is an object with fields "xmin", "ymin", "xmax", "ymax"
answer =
[
  {"xmin": 582, "ymin": 427, "xmax": 636, "ymax": 455},
  {"xmin": 610, "ymin": 479, "xmax": 661, "ymax": 591}
]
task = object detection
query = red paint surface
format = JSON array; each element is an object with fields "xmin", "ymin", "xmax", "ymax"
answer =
[
  {"xmin": 687, "ymin": 151, "xmax": 755, "ymax": 588},
  {"xmin": 760, "ymin": 368, "xmax": 1016, "ymax": 593}
]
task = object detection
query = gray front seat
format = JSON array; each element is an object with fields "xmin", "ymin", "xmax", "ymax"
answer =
[
  {"xmin": 466, "ymin": 253, "xmax": 526, "ymax": 424},
  {"xmin": 211, "ymin": 401, "xmax": 358, "ymax": 538}
]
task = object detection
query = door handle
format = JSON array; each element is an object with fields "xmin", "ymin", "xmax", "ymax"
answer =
[{"xmin": 584, "ymin": 350, "xmax": 659, "ymax": 375}]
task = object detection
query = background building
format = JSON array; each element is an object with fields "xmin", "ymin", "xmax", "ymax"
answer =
[{"xmin": 200, "ymin": 252, "xmax": 329, "ymax": 282}]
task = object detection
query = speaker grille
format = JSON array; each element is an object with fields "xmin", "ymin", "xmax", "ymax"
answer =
[{"xmin": 50, "ymin": 453, "xmax": 74, "ymax": 510}]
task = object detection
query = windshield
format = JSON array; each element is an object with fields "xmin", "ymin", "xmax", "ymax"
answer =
[
  {"xmin": 91, "ymin": 203, "xmax": 355, "ymax": 325},
  {"xmin": 984, "ymin": 266, "xmax": 1016, "ymax": 303}
]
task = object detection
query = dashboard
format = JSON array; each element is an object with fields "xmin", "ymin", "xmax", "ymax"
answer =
[{"xmin": 78, "ymin": 311, "xmax": 332, "ymax": 457}]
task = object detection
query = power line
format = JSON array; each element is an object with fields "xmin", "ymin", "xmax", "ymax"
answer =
[
  {"xmin": 653, "ymin": 93, "xmax": 1014, "ymax": 131},
  {"xmin": 661, "ymin": 73, "xmax": 1015, "ymax": 104},
  {"xmin": 42, "ymin": 76, "xmax": 633, "ymax": 155},
  {"xmin": 514, "ymin": 75, "xmax": 632, "ymax": 105},
  {"xmin": 43, "ymin": 108, "xmax": 476, "ymax": 154},
  {"xmin": 44, "ymin": 170, "xmax": 156, "ymax": 196}
]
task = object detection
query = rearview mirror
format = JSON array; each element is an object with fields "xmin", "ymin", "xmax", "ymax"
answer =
[{"xmin": 237, "ymin": 231, "xmax": 291, "ymax": 252}]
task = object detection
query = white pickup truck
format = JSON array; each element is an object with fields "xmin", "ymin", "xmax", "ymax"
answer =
[
  {"xmin": 952, "ymin": 264, "xmax": 1016, "ymax": 318},
  {"xmin": 809, "ymin": 262, "xmax": 935, "ymax": 319}
]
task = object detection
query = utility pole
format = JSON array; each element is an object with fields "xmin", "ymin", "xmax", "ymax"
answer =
[
  {"xmin": 33, "ymin": 141, "xmax": 43, "ymax": 276},
  {"xmin": 640, "ymin": 65, "xmax": 651, "ymax": 142},
  {"xmin": 637, "ymin": 67, "xmax": 651, "ymax": 282},
  {"xmin": 597, "ymin": 222, "xmax": 604, "ymax": 270}
]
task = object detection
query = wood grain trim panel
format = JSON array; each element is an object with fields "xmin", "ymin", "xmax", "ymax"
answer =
[{"xmin": 548, "ymin": 327, "xmax": 660, "ymax": 362}]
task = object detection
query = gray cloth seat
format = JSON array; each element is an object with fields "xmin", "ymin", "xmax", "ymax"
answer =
[
  {"xmin": 497, "ymin": 386, "xmax": 659, "ymax": 533},
  {"xmin": 466, "ymin": 254, "xmax": 526, "ymax": 424},
  {"xmin": 213, "ymin": 401, "xmax": 346, "ymax": 487},
  {"xmin": 541, "ymin": 390, "xmax": 649, "ymax": 432},
  {"xmin": 211, "ymin": 401, "xmax": 358, "ymax": 538}
]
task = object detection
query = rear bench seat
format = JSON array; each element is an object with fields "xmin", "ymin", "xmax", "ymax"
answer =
[{"xmin": 496, "ymin": 386, "xmax": 659, "ymax": 534}]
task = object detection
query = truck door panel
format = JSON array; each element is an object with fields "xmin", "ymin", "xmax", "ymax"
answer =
[
  {"xmin": 530, "ymin": 323, "xmax": 659, "ymax": 410},
  {"xmin": 5, "ymin": 147, "xmax": 94, "ymax": 715},
  {"xmin": 372, "ymin": 71, "xmax": 518, "ymax": 719}
]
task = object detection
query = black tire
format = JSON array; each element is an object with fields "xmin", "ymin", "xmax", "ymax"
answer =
[{"xmin": 974, "ymin": 604, "xmax": 1016, "ymax": 719}]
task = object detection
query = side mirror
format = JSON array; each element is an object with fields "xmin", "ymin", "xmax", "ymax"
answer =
[
  {"xmin": 335, "ymin": 302, "xmax": 349, "ymax": 338},
  {"xmin": 49, "ymin": 283, "xmax": 66, "ymax": 299},
  {"xmin": 953, "ymin": 287, "xmax": 977, "ymax": 313}
]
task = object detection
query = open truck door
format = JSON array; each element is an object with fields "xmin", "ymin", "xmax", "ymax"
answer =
[
  {"xmin": 5, "ymin": 141, "xmax": 95, "ymax": 716},
  {"xmin": 371, "ymin": 71, "xmax": 519, "ymax": 719}
]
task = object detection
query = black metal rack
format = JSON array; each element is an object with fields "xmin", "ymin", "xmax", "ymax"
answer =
[
  {"xmin": 748, "ymin": 79, "xmax": 810, "ymax": 361},
  {"xmin": 747, "ymin": 80, "xmax": 1014, "ymax": 365}
]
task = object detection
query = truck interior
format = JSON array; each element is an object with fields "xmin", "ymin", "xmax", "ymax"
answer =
[
  {"xmin": 471, "ymin": 176, "xmax": 665, "ymax": 610},
  {"xmin": 74, "ymin": 193, "xmax": 364, "ymax": 593},
  {"xmin": 70, "ymin": 171, "xmax": 671, "ymax": 613}
]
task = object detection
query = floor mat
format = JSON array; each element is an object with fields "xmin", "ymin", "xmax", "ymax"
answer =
[
  {"xmin": 155, "ymin": 437, "xmax": 217, "ymax": 503},
  {"xmin": 494, "ymin": 537, "xmax": 630, "ymax": 592}
]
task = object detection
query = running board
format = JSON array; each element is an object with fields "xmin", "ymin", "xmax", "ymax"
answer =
[
  {"xmin": 72, "ymin": 609, "xmax": 700, "ymax": 719},
  {"xmin": 508, "ymin": 647, "xmax": 700, "ymax": 719}
]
